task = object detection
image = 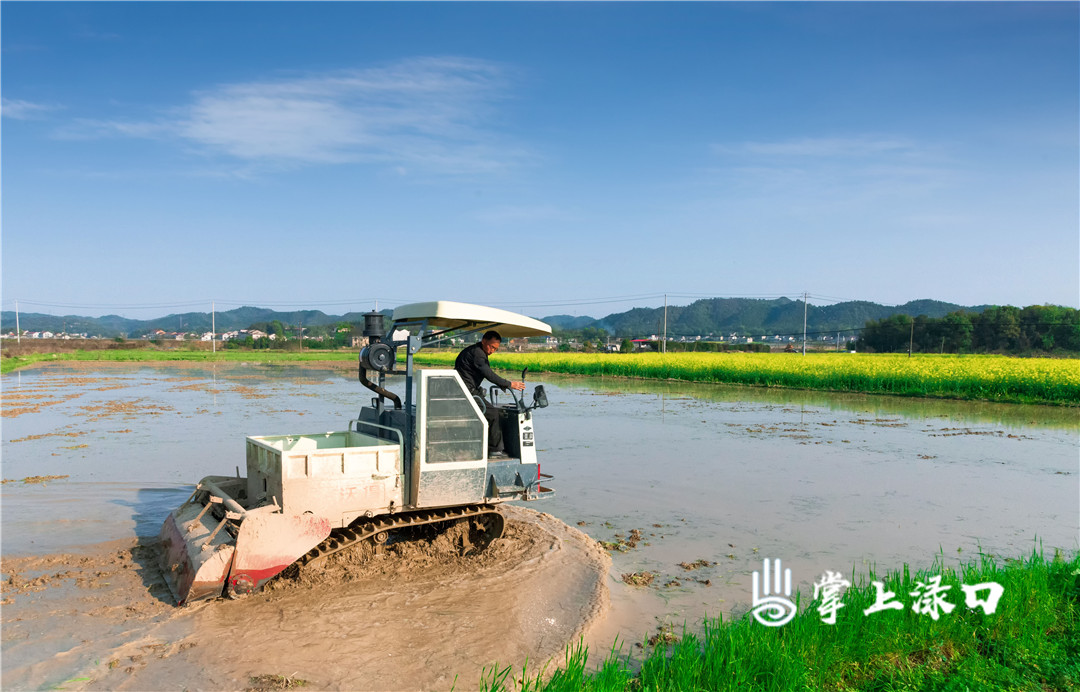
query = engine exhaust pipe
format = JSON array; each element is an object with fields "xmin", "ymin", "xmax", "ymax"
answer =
[{"xmin": 359, "ymin": 366, "xmax": 402, "ymax": 409}]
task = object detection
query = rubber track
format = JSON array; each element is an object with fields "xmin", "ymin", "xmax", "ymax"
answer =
[{"xmin": 298, "ymin": 504, "xmax": 502, "ymax": 567}]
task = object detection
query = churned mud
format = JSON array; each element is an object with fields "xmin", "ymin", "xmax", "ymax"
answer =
[
  {"xmin": 1, "ymin": 506, "xmax": 609, "ymax": 692},
  {"xmin": 3, "ymin": 363, "xmax": 1076, "ymax": 688}
]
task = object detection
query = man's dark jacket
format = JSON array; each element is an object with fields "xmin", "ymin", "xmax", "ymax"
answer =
[{"xmin": 454, "ymin": 342, "xmax": 511, "ymax": 396}]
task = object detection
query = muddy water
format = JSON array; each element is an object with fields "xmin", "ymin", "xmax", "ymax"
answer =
[
  {"xmin": 2, "ymin": 363, "xmax": 1077, "ymax": 688},
  {"xmin": 532, "ymin": 375, "xmax": 1077, "ymax": 655},
  {"xmin": 1, "ymin": 508, "xmax": 608, "ymax": 692}
]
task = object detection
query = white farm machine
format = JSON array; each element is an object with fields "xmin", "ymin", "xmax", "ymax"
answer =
[{"xmin": 159, "ymin": 302, "xmax": 554, "ymax": 605}]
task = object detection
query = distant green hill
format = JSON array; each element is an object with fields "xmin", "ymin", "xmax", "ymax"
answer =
[
  {"xmin": 0, "ymin": 306, "xmax": 377, "ymax": 338},
  {"xmin": 542, "ymin": 315, "xmax": 601, "ymax": 331},
  {"xmin": 544, "ymin": 298, "xmax": 992, "ymax": 337},
  {"xmin": 1, "ymin": 298, "xmax": 994, "ymax": 339}
]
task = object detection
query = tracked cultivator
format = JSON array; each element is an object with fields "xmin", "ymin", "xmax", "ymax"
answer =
[{"xmin": 160, "ymin": 302, "xmax": 554, "ymax": 605}]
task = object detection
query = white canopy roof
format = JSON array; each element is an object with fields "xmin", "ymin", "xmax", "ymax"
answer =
[{"xmin": 392, "ymin": 301, "xmax": 551, "ymax": 338}]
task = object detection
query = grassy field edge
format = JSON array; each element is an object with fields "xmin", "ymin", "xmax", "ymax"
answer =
[
  {"xmin": 479, "ymin": 549, "xmax": 1080, "ymax": 692},
  {"xmin": 0, "ymin": 349, "xmax": 357, "ymax": 375},
  {"xmin": 414, "ymin": 352, "xmax": 1079, "ymax": 407},
  {"xmin": 3, "ymin": 349, "xmax": 1077, "ymax": 407}
]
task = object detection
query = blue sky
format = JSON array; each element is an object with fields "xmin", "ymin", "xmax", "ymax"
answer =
[{"xmin": 3, "ymin": 2, "xmax": 1077, "ymax": 319}]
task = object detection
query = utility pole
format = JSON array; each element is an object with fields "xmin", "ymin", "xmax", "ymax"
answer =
[
  {"xmin": 837, "ymin": 331, "xmax": 840, "ymax": 352},
  {"xmin": 802, "ymin": 292, "xmax": 808, "ymax": 356},
  {"xmin": 15, "ymin": 299, "xmax": 20, "ymax": 344},
  {"xmin": 211, "ymin": 301, "xmax": 216, "ymax": 354},
  {"xmin": 908, "ymin": 317, "xmax": 914, "ymax": 357},
  {"xmin": 662, "ymin": 293, "xmax": 667, "ymax": 354}
]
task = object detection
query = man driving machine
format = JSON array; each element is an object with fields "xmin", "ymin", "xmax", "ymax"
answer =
[{"xmin": 454, "ymin": 330, "xmax": 525, "ymax": 456}]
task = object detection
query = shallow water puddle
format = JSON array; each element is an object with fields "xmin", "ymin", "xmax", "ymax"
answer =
[
  {"xmin": 2, "ymin": 363, "xmax": 1076, "ymax": 687},
  {"xmin": 533, "ymin": 375, "xmax": 1078, "ymax": 655}
]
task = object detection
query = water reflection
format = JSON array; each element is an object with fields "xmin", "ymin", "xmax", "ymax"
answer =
[
  {"xmin": 2, "ymin": 361, "xmax": 1075, "ymax": 656},
  {"xmin": 543, "ymin": 372, "xmax": 1080, "ymax": 430}
]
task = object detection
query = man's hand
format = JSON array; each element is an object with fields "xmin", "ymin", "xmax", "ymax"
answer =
[{"xmin": 509, "ymin": 381, "xmax": 526, "ymax": 391}]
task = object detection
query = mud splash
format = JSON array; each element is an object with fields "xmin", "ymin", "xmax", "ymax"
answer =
[
  {"xmin": 0, "ymin": 506, "xmax": 609, "ymax": 691},
  {"xmin": 4, "ymin": 362, "xmax": 1075, "ymax": 686}
]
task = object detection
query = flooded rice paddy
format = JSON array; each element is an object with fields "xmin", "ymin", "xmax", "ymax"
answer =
[{"xmin": 2, "ymin": 362, "xmax": 1077, "ymax": 689}]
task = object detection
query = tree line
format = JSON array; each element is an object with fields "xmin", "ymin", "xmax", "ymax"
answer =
[
  {"xmin": 221, "ymin": 320, "xmax": 356, "ymax": 350},
  {"xmin": 855, "ymin": 305, "xmax": 1080, "ymax": 354}
]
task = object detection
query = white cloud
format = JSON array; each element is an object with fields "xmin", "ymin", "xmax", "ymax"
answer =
[
  {"xmin": 57, "ymin": 119, "xmax": 169, "ymax": 139},
  {"xmin": 181, "ymin": 93, "xmax": 363, "ymax": 163},
  {"xmin": 56, "ymin": 57, "xmax": 528, "ymax": 175},
  {"xmin": 707, "ymin": 134, "xmax": 956, "ymax": 207},
  {"xmin": 2, "ymin": 98, "xmax": 60, "ymax": 120},
  {"xmin": 713, "ymin": 135, "xmax": 923, "ymax": 159}
]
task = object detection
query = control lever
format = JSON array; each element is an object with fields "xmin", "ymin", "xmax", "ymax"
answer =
[{"xmin": 510, "ymin": 367, "xmax": 528, "ymax": 414}]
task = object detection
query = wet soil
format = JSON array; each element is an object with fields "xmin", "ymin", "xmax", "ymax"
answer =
[
  {"xmin": 2, "ymin": 363, "xmax": 1075, "ymax": 688},
  {"xmin": 1, "ymin": 506, "xmax": 608, "ymax": 691}
]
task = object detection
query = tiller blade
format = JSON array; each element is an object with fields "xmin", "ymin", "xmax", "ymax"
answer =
[{"xmin": 158, "ymin": 477, "xmax": 331, "ymax": 606}]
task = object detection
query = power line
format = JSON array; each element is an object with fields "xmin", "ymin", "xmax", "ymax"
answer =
[
  {"xmin": 211, "ymin": 298, "xmax": 391, "ymax": 308},
  {"xmin": 4, "ymin": 299, "xmax": 213, "ymax": 310},
  {"xmin": 665, "ymin": 292, "xmax": 801, "ymax": 299},
  {"xmin": 480, "ymin": 293, "xmax": 668, "ymax": 309}
]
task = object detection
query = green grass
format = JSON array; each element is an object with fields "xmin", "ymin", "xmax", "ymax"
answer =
[
  {"xmin": 0, "ymin": 348, "xmax": 357, "ymax": 375},
  {"xmin": 480, "ymin": 549, "xmax": 1080, "ymax": 691},
  {"xmin": 5, "ymin": 348, "xmax": 1077, "ymax": 406},
  {"xmin": 413, "ymin": 352, "xmax": 1080, "ymax": 406}
]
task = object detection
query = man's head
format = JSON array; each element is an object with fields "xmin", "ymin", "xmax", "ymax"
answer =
[{"xmin": 480, "ymin": 330, "xmax": 502, "ymax": 355}]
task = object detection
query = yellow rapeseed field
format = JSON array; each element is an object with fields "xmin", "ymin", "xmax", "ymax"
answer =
[{"xmin": 412, "ymin": 352, "xmax": 1079, "ymax": 406}]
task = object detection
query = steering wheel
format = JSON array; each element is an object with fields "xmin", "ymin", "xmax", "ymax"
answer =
[{"xmin": 472, "ymin": 394, "xmax": 487, "ymax": 414}]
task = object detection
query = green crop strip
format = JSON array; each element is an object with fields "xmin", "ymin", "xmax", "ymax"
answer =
[
  {"xmin": 413, "ymin": 352, "xmax": 1080, "ymax": 406},
  {"xmin": 4, "ymin": 349, "xmax": 1076, "ymax": 406},
  {"xmin": 0, "ymin": 349, "xmax": 356, "ymax": 375}
]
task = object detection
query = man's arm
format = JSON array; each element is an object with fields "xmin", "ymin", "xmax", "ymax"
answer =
[{"xmin": 471, "ymin": 349, "xmax": 513, "ymax": 390}]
